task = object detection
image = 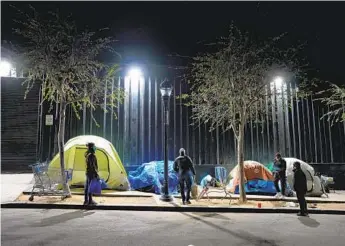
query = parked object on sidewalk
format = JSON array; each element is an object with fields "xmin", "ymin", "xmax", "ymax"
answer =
[
  {"xmin": 128, "ymin": 161, "xmax": 179, "ymax": 194},
  {"xmin": 28, "ymin": 162, "xmax": 68, "ymax": 202},
  {"xmin": 227, "ymin": 161, "xmax": 276, "ymax": 195},
  {"xmin": 191, "ymin": 183, "xmax": 199, "ymax": 199},
  {"xmin": 48, "ymin": 135, "xmax": 129, "ymax": 191}
]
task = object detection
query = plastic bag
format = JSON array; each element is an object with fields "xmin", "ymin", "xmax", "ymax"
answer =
[{"xmin": 88, "ymin": 178, "xmax": 102, "ymax": 195}]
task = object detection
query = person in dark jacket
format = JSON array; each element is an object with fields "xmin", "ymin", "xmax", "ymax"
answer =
[
  {"xmin": 84, "ymin": 142, "xmax": 99, "ymax": 206},
  {"xmin": 273, "ymin": 153, "xmax": 287, "ymax": 198},
  {"xmin": 293, "ymin": 161, "xmax": 309, "ymax": 216},
  {"xmin": 173, "ymin": 148, "xmax": 196, "ymax": 205}
]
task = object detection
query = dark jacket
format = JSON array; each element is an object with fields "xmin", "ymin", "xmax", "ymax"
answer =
[
  {"xmin": 173, "ymin": 155, "xmax": 196, "ymax": 177},
  {"xmin": 293, "ymin": 168, "xmax": 308, "ymax": 194},
  {"xmin": 274, "ymin": 158, "xmax": 287, "ymax": 172},
  {"xmin": 86, "ymin": 153, "xmax": 98, "ymax": 178}
]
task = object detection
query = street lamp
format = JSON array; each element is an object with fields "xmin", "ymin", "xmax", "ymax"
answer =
[
  {"xmin": 160, "ymin": 78, "xmax": 173, "ymax": 202},
  {"xmin": 0, "ymin": 61, "xmax": 12, "ymax": 77}
]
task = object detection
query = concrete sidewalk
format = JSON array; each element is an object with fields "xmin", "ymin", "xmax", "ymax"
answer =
[{"xmin": 1, "ymin": 174, "xmax": 33, "ymax": 203}]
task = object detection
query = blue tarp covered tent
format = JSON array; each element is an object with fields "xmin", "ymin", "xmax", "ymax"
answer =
[
  {"xmin": 233, "ymin": 179, "xmax": 276, "ymax": 194},
  {"xmin": 128, "ymin": 161, "xmax": 179, "ymax": 194}
]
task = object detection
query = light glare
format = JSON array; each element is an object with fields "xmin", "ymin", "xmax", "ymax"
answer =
[{"xmin": 0, "ymin": 61, "xmax": 12, "ymax": 77}]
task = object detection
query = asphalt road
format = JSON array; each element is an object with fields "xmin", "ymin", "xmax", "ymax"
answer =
[{"xmin": 1, "ymin": 209, "xmax": 345, "ymax": 246}]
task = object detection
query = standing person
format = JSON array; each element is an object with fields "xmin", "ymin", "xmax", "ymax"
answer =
[
  {"xmin": 84, "ymin": 142, "xmax": 99, "ymax": 206},
  {"xmin": 173, "ymin": 148, "xmax": 196, "ymax": 205},
  {"xmin": 273, "ymin": 153, "xmax": 287, "ymax": 198},
  {"xmin": 293, "ymin": 162, "xmax": 309, "ymax": 216}
]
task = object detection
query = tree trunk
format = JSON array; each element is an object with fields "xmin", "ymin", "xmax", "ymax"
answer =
[
  {"xmin": 237, "ymin": 121, "xmax": 247, "ymax": 203},
  {"xmin": 58, "ymin": 101, "xmax": 71, "ymax": 198}
]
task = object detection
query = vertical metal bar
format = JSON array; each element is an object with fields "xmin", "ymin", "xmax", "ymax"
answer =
[
  {"xmin": 222, "ymin": 124, "xmax": 226, "ymax": 165},
  {"xmin": 271, "ymin": 83, "xmax": 278, "ymax": 154},
  {"xmin": 290, "ymin": 82, "xmax": 296, "ymax": 158},
  {"xmin": 327, "ymin": 106, "xmax": 334, "ymax": 163},
  {"xmin": 301, "ymin": 99, "xmax": 308, "ymax": 161},
  {"xmin": 173, "ymin": 79, "xmax": 177, "ymax": 157},
  {"xmin": 83, "ymin": 86, "xmax": 86, "ymax": 135},
  {"xmin": 311, "ymin": 95, "xmax": 318, "ymax": 163},
  {"xmin": 265, "ymin": 86, "xmax": 271, "ymax": 161},
  {"xmin": 124, "ymin": 77, "xmax": 130, "ymax": 166},
  {"xmin": 110, "ymin": 78, "xmax": 114, "ymax": 143},
  {"xmin": 306, "ymin": 97, "xmax": 312, "ymax": 161},
  {"xmin": 260, "ymin": 100, "xmax": 265, "ymax": 163},
  {"xmin": 198, "ymin": 119, "xmax": 202, "ymax": 165},
  {"xmin": 148, "ymin": 77, "xmax": 152, "ymax": 161},
  {"xmin": 204, "ymin": 124, "xmax": 208, "ymax": 164},
  {"xmin": 278, "ymin": 83, "xmax": 285, "ymax": 156},
  {"xmin": 216, "ymin": 125, "xmax": 220, "ymax": 164},
  {"xmin": 155, "ymin": 78, "xmax": 158, "ymax": 161},
  {"xmin": 90, "ymin": 94, "xmax": 93, "ymax": 134},
  {"xmin": 179, "ymin": 80, "xmax": 183, "ymax": 148},
  {"xmin": 140, "ymin": 77, "xmax": 145, "ymax": 164},
  {"xmin": 103, "ymin": 79, "xmax": 108, "ymax": 138},
  {"xmin": 250, "ymin": 108, "xmax": 254, "ymax": 159},
  {"xmin": 296, "ymin": 90, "xmax": 302, "ymax": 159},
  {"xmin": 117, "ymin": 77, "xmax": 121, "ymax": 155},
  {"xmin": 317, "ymin": 106, "xmax": 324, "ymax": 163},
  {"xmin": 255, "ymin": 103, "xmax": 260, "ymax": 161},
  {"xmin": 285, "ymin": 82, "xmax": 291, "ymax": 157},
  {"xmin": 322, "ymin": 108, "xmax": 328, "ymax": 161},
  {"xmin": 186, "ymin": 106, "xmax": 190, "ymax": 154},
  {"xmin": 36, "ymin": 86, "xmax": 42, "ymax": 161}
]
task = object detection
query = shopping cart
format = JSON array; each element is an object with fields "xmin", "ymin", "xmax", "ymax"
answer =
[{"xmin": 28, "ymin": 163, "xmax": 70, "ymax": 201}]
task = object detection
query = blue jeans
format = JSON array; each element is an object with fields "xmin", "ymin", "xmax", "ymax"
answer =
[
  {"xmin": 84, "ymin": 175, "xmax": 93, "ymax": 203},
  {"xmin": 179, "ymin": 172, "xmax": 193, "ymax": 202}
]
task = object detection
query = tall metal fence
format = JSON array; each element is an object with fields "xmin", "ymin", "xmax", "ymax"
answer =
[{"xmin": 36, "ymin": 76, "xmax": 345, "ymax": 167}]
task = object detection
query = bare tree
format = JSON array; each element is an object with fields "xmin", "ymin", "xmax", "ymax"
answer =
[
  {"xmin": 10, "ymin": 6, "xmax": 124, "ymax": 197},
  {"xmin": 317, "ymin": 83, "xmax": 345, "ymax": 124},
  {"xmin": 186, "ymin": 24, "xmax": 307, "ymax": 203}
]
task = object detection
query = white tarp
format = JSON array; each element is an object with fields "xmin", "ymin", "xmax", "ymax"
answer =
[{"xmin": 284, "ymin": 157, "xmax": 323, "ymax": 197}]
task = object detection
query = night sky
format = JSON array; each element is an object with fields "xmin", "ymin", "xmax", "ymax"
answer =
[{"xmin": 1, "ymin": 1, "xmax": 345, "ymax": 84}]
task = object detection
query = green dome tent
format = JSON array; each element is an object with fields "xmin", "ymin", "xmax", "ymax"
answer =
[{"xmin": 48, "ymin": 135, "xmax": 129, "ymax": 190}]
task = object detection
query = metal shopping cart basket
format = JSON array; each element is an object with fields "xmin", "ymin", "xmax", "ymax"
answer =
[{"xmin": 28, "ymin": 163, "xmax": 70, "ymax": 201}]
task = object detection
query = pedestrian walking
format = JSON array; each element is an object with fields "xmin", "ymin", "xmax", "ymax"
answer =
[
  {"xmin": 273, "ymin": 153, "xmax": 287, "ymax": 198},
  {"xmin": 84, "ymin": 142, "xmax": 99, "ymax": 206},
  {"xmin": 293, "ymin": 161, "xmax": 309, "ymax": 216},
  {"xmin": 173, "ymin": 148, "xmax": 196, "ymax": 205}
]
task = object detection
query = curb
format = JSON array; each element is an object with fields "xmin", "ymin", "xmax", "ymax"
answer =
[
  {"xmin": 21, "ymin": 192, "xmax": 345, "ymax": 204},
  {"xmin": 22, "ymin": 191, "xmax": 153, "ymax": 198},
  {"xmin": 1, "ymin": 202, "xmax": 345, "ymax": 215}
]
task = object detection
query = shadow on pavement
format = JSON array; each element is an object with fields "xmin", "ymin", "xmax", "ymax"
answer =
[
  {"xmin": 169, "ymin": 200, "xmax": 279, "ymax": 246},
  {"xmin": 298, "ymin": 216, "xmax": 320, "ymax": 228},
  {"xmin": 30, "ymin": 210, "xmax": 95, "ymax": 227}
]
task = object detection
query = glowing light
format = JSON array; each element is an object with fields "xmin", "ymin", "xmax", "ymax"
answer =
[
  {"xmin": 127, "ymin": 67, "xmax": 142, "ymax": 82},
  {"xmin": 274, "ymin": 76, "xmax": 283, "ymax": 88},
  {"xmin": 0, "ymin": 61, "xmax": 12, "ymax": 77}
]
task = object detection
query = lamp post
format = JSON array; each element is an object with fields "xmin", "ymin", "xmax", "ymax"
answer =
[{"xmin": 159, "ymin": 79, "xmax": 173, "ymax": 202}]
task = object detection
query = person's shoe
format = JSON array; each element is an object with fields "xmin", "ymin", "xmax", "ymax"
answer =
[
  {"xmin": 297, "ymin": 212, "xmax": 308, "ymax": 216},
  {"xmin": 186, "ymin": 200, "xmax": 192, "ymax": 205},
  {"xmin": 275, "ymin": 192, "xmax": 282, "ymax": 198},
  {"xmin": 83, "ymin": 201, "xmax": 89, "ymax": 206},
  {"xmin": 182, "ymin": 201, "xmax": 186, "ymax": 205},
  {"xmin": 88, "ymin": 200, "xmax": 98, "ymax": 206}
]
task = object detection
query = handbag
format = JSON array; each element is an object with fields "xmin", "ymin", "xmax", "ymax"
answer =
[{"xmin": 88, "ymin": 178, "xmax": 102, "ymax": 195}]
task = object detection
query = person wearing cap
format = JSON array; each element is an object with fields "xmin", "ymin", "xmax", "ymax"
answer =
[
  {"xmin": 293, "ymin": 161, "xmax": 309, "ymax": 216},
  {"xmin": 84, "ymin": 142, "xmax": 99, "ymax": 206},
  {"xmin": 173, "ymin": 148, "xmax": 196, "ymax": 205},
  {"xmin": 273, "ymin": 152, "xmax": 287, "ymax": 198}
]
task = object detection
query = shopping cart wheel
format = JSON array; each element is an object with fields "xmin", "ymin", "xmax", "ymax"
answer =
[{"xmin": 28, "ymin": 196, "xmax": 34, "ymax": 202}]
